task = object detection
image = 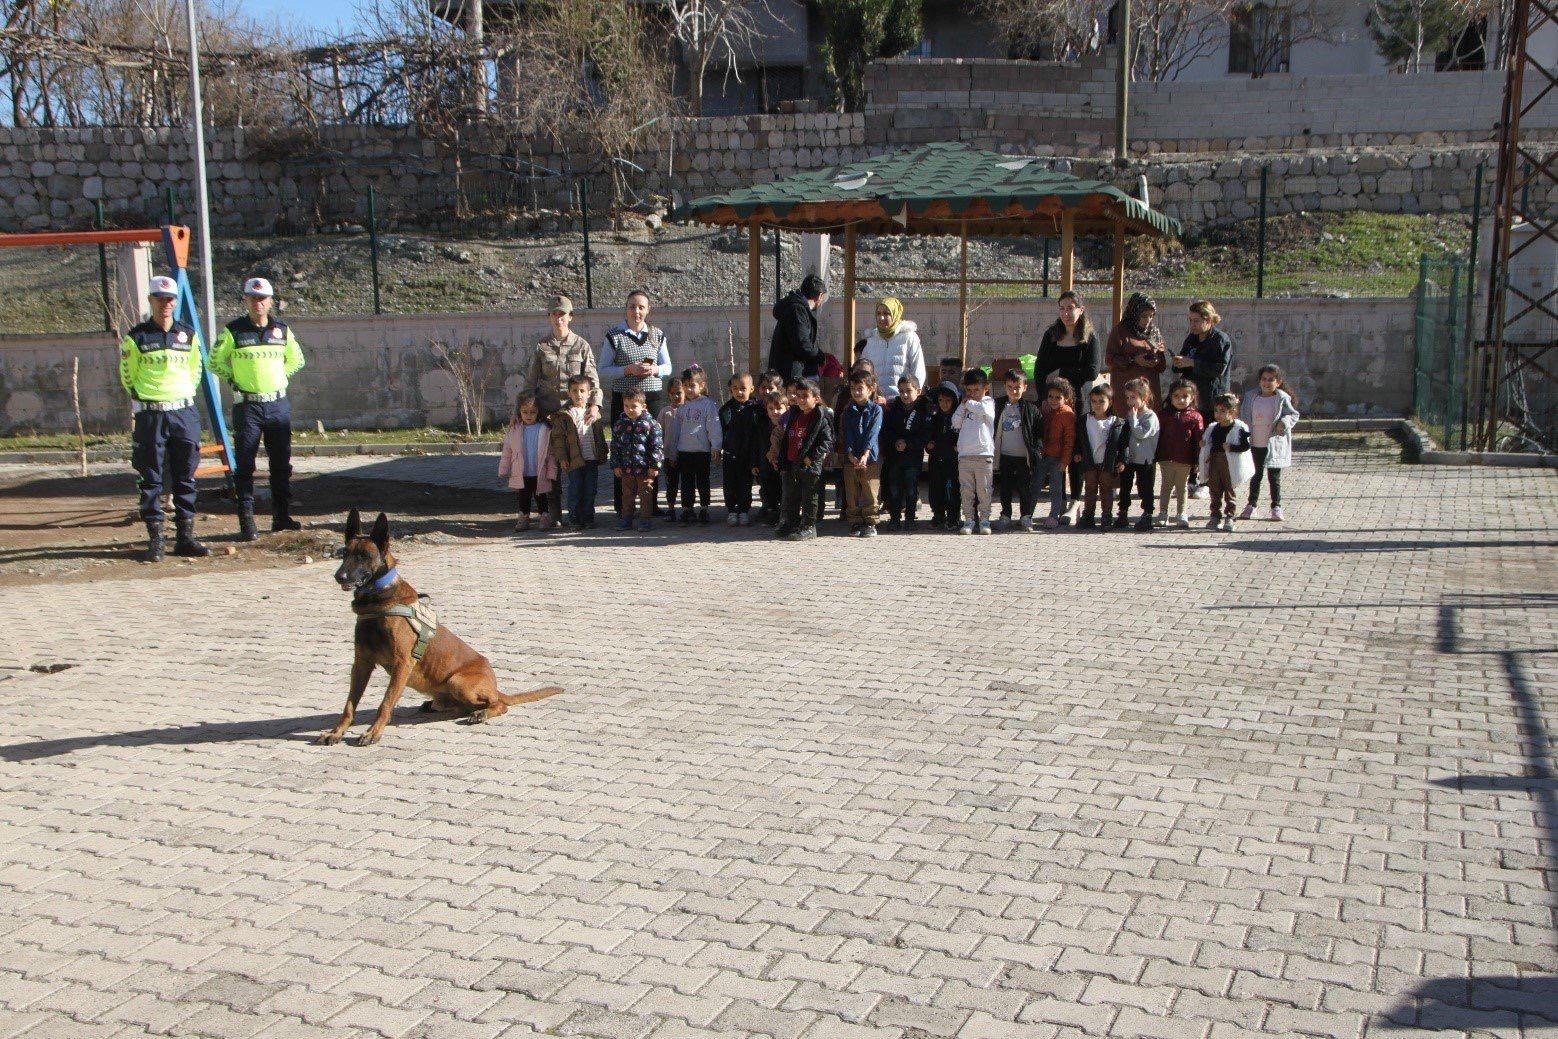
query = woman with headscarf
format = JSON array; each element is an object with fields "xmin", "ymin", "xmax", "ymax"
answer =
[
  {"xmin": 857, "ymin": 297, "xmax": 926, "ymax": 402},
  {"xmin": 1104, "ymin": 292, "xmax": 1168, "ymax": 417}
]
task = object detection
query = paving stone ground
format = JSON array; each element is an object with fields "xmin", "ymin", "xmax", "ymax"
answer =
[{"xmin": 2, "ymin": 436, "xmax": 1555, "ymax": 1039}]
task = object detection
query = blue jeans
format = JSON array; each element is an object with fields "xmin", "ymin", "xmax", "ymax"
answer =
[
  {"xmin": 1037, "ymin": 456, "xmax": 1067, "ymax": 518},
  {"xmin": 565, "ymin": 463, "xmax": 598, "ymax": 526}
]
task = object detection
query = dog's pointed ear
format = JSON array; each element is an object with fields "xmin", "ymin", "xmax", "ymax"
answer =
[
  {"xmin": 345, "ymin": 509, "xmax": 361, "ymax": 543},
  {"xmin": 370, "ymin": 512, "xmax": 390, "ymax": 555}
]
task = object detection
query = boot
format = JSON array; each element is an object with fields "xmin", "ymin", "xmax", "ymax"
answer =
[
  {"xmin": 173, "ymin": 517, "xmax": 210, "ymax": 558},
  {"xmin": 271, "ymin": 514, "xmax": 302, "ymax": 533},
  {"xmin": 237, "ymin": 506, "xmax": 258, "ymax": 542},
  {"xmin": 144, "ymin": 520, "xmax": 165, "ymax": 563}
]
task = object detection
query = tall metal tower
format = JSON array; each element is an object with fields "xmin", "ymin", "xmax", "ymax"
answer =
[{"xmin": 1477, "ymin": 0, "xmax": 1558, "ymax": 451}]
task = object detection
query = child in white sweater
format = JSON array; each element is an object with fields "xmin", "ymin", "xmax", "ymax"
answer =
[
  {"xmin": 951, "ymin": 367, "xmax": 996, "ymax": 535},
  {"xmin": 667, "ymin": 365, "xmax": 724, "ymax": 524}
]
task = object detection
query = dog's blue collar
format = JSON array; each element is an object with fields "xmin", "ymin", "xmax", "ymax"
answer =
[{"xmin": 368, "ymin": 568, "xmax": 399, "ymax": 592}]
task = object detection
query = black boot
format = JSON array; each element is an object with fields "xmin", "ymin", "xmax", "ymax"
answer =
[
  {"xmin": 144, "ymin": 520, "xmax": 165, "ymax": 562},
  {"xmin": 237, "ymin": 506, "xmax": 258, "ymax": 542},
  {"xmin": 173, "ymin": 517, "xmax": 210, "ymax": 558},
  {"xmin": 271, "ymin": 514, "xmax": 302, "ymax": 532}
]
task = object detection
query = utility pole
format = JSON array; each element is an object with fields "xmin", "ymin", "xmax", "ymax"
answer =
[
  {"xmin": 183, "ymin": 0, "xmax": 216, "ymax": 347},
  {"xmin": 1115, "ymin": 0, "xmax": 1131, "ymax": 165},
  {"xmin": 469, "ymin": 0, "xmax": 486, "ymax": 114}
]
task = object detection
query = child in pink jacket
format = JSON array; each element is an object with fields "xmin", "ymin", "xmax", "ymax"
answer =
[{"xmin": 498, "ymin": 395, "xmax": 557, "ymax": 531}]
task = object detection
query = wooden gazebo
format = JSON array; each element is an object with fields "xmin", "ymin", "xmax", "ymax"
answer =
[{"xmin": 676, "ymin": 142, "xmax": 1181, "ymax": 372}]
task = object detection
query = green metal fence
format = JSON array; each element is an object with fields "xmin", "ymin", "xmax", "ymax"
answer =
[{"xmin": 1413, "ymin": 251, "xmax": 1468, "ymax": 450}]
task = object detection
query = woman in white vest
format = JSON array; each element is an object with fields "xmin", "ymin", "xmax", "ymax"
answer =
[
  {"xmin": 857, "ymin": 297, "xmax": 925, "ymax": 401},
  {"xmin": 598, "ymin": 289, "xmax": 674, "ymax": 512}
]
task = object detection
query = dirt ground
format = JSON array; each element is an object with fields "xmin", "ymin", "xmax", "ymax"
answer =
[{"xmin": 0, "ymin": 464, "xmax": 515, "ymax": 588}]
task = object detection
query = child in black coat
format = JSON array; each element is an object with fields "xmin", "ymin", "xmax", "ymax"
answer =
[
  {"xmin": 719, "ymin": 372, "xmax": 761, "ymax": 526},
  {"xmin": 925, "ymin": 382, "xmax": 962, "ymax": 531},
  {"xmin": 880, "ymin": 375, "xmax": 931, "ymax": 530},
  {"xmin": 993, "ymin": 368, "xmax": 1044, "ymax": 532}
]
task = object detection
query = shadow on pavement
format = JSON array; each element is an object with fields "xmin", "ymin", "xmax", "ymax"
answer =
[
  {"xmin": 1, "ymin": 707, "xmax": 449, "ymax": 762},
  {"xmin": 1376, "ymin": 596, "xmax": 1558, "ymax": 1031}
]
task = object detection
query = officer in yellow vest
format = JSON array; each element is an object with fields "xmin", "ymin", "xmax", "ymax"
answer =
[
  {"xmin": 119, "ymin": 275, "xmax": 210, "ymax": 561},
  {"xmin": 210, "ymin": 277, "xmax": 306, "ymax": 540}
]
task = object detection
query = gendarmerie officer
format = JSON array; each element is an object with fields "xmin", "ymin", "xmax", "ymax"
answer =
[
  {"xmin": 120, "ymin": 275, "xmax": 210, "ymax": 561},
  {"xmin": 209, "ymin": 277, "xmax": 306, "ymax": 540}
]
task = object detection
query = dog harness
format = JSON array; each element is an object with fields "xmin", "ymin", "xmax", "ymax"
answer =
[{"xmin": 358, "ymin": 569, "xmax": 439, "ymax": 661}]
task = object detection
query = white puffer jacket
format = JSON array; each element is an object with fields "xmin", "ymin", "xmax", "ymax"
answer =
[{"xmin": 858, "ymin": 320, "xmax": 927, "ymax": 401}]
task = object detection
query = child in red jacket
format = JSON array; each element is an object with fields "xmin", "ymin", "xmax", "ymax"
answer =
[
  {"xmin": 1038, "ymin": 377, "xmax": 1077, "ymax": 529},
  {"xmin": 1155, "ymin": 378, "xmax": 1205, "ymax": 528}
]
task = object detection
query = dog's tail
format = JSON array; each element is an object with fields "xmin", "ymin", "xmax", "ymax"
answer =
[{"xmin": 501, "ymin": 685, "xmax": 564, "ymax": 706}]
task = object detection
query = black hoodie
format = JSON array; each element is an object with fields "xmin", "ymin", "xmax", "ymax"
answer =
[
  {"xmin": 768, "ymin": 290, "xmax": 820, "ymax": 381},
  {"xmin": 926, "ymin": 384, "xmax": 962, "ymax": 468},
  {"xmin": 882, "ymin": 393, "xmax": 932, "ymax": 464}
]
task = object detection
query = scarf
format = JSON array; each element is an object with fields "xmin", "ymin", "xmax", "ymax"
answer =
[{"xmin": 878, "ymin": 296, "xmax": 904, "ymax": 339}]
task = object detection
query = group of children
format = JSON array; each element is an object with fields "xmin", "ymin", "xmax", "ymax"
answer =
[{"xmin": 499, "ymin": 357, "xmax": 1301, "ymax": 539}]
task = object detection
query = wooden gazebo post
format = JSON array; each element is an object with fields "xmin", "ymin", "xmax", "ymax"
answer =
[
  {"xmin": 748, "ymin": 219, "xmax": 763, "ymax": 373},
  {"xmin": 957, "ymin": 218, "xmax": 970, "ymax": 366},
  {"xmin": 1110, "ymin": 219, "xmax": 1126, "ymax": 327},
  {"xmin": 843, "ymin": 224, "xmax": 858, "ymax": 365},
  {"xmin": 1059, "ymin": 210, "xmax": 1075, "ymax": 293}
]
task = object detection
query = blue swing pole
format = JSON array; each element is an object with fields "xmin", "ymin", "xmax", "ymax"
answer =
[{"xmin": 162, "ymin": 224, "xmax": 234, "ymax": 491}]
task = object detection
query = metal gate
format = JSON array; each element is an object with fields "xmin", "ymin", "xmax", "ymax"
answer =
[{"xmin": 1414, "ymin": 252, "xmax": 1468, "ymax": 450}]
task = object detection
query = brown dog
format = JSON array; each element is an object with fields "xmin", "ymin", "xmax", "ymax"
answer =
[{"xmin": 320, "ymin": 510, "xmax": 562, "ymax": 746}]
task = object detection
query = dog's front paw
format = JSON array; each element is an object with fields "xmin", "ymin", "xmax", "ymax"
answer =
[
  {"xmin": 356, "ymin": 730, "xmax": 382, "ymax": 747},
  {"xmin": 315, "ymin": 731, "xmax": 344, "ymax": 746},
  {"xmin": 467, "ymin": 708, "xmax": 492, "ymax": 724}
]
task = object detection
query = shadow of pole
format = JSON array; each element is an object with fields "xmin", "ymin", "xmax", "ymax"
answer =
[{"xmin": 1375, "ymin": 597, "xmax": 1558, "ymax": 1031}]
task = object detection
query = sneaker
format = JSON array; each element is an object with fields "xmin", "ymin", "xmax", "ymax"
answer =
[
  {"xmin": 738, "ymin": 512, "xmax": 751, "ymax": 527},
  {"xmin": 1078, "ymin": 516, "xmax": 1096, "ymax": 529},
  {"xmin": 884, "ymin": 518, "xmax": 902, "ymax": 532},
  {"xmin": 903, "ymin": 518, "xmax": 918, "ymax": 532},
  {"xmin": 1206, "ymin": 517, "xmax": 1222, "ymax": 529},
  {"xmin": 1238, "ymin": 504, "xmax": 1255, "ymax": 521},
  {"xmin": 1021, "ymin": 517, "xmax": 1034, "ymax": 533},
  {"xmin": 679, "ymin": 510, "xmax": 694, "ymax": 524},
  {"xmin": 849, "ymin": 524, "xmax": 863, "ymax": 537},
  {"xmin": 863, "ymin": 525, "xmax": 878, "ymax": 538},
  {"xmin": 514, "ymin": 516, "xmax": 532, "ymax": 532},
  {"xmin": 1271, "ymin": 506, "xmax": 1284, "ymax": 522},
  {"xmin": 1041, "ymin": 516, "xmax": 1060, "ymax": 530},
  {"xmin": 1174, "ymin": 514, "xmax": 1190, "ymax": 529},
  {"xmin": 1058, "ymin": 515, "xmax": 1072, "ymax": 527},
  {"xmin": 794, "ymin": 528, "xmax": 817, "ymax": 541},
  {"xmin": 1191, "ymin": 485, "xmax": 1209, "ymax": 500},
  {"xmin": 1112, "ymin": 515, "xmax": 1130, "ymax": 529},
  {"xmin": 1134, "ymin": 515, "xmax": 1154, "ymax": 532},
  {"xmin": 774, "ymin": 524, "xmax": 794, "ymax": 539},
  {"xmin": 958, "ymin": 521, "xmax": 974, "ymax": 535},
  {"xmin": 1221, "ymin": 517, "xmax": 1235, "ymax": 532},
  {"xmin": 975, "ymin": 522, "xmax": 992, "ymax": 535},
  {"xmin": 727, "ymin": 512, "xmax": 741, "ymax": 526},
  {"xmin": 617, "ymin": 518, "xmax": 634, "ymax": 530},
  {"xmin": 994, "ymin": 517, "xmax": 1010, "ymax": 531}
]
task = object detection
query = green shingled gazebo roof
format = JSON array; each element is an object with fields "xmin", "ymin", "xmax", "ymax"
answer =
[{"xmin": 677, "ymin": 141, "xmax": 1180, "ymax": 238}]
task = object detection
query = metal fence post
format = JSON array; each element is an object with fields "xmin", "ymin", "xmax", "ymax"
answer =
[
  {"xmin": 1413, "ymin": 253, "xmax": 1431, "ymax": 420},
  {"xmin": 1042, "ymin": 238, "xmax": 1051, "ymax": 298},
  {"xmin": 1446, "ymin": 256, "xmax": 1464, "ymax": 449},
  {"xmin": 774, "ymin": 229, "xmax": 781, "ymax": 302},
  {"xmin": 94, "ymin": 200, "xmax": 111, "ymax": 332},
  {"xmin": 1256, "ymin": 165, "xmax": 1269, "ymax": 299},
  {"xmin": 1461, "ymin": 160, "xmax": 1485, "ymax": 450},
  {"xmin": 367, "ymin": 185, "xmax": 382, "ymax": 316},
  {"xmin": 578, "ymin": 179, "xmax": 594, "ymax": 310},
  {"xmin": 164, "ymin": 186, "xmax": 176, "ymax": 226}
]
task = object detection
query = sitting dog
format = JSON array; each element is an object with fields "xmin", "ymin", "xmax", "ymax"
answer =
[{"xmin": 321, "ymin": 510, "xmax": 562, "ymax": 746}]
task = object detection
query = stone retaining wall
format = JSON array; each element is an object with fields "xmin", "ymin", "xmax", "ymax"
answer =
[{"xmin": 0, "ymin": 297, "xmax": 1412, "ymax": 436}]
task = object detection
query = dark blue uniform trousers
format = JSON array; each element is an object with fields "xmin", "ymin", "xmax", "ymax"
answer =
[
  {"xmin": 234, "ymin": 397, "xmax": 294, "ymax": 518},
  {"xmin": 132, "ymin": 405, "xmax": 201, "ymax": 525}
]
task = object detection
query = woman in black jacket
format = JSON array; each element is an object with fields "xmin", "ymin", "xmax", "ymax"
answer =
[
  {"xmin": 1035, "ymin": 291, "xmax": 1099, "ymax": 513},
  {"xmin": 1173, "ymin": 299, "xmax": 1234, "ymax": 420}
]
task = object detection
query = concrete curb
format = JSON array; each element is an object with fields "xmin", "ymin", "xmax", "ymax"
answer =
[{"xmin": 1419, "ymin": 449, "xmax": 1558, "ymax": 467}]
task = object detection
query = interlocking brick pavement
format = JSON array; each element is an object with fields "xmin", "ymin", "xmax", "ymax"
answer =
[{"xmin": 2, "ymin": 437, "xmax": 1555, "ymax": 1039}]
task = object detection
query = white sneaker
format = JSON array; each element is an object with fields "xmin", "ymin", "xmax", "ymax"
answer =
[
  {"xmin": 958, "ymin": 521, "xmax": 974, "ymax": 535},
  {"xmin": 1021, "ymin": 517, "xmax": 1034, "ymax": 532},
  {"xmin": 1191, "ymin": 485, "xmax": 1209, "ymax": 500},
  {"xmin": 1174, "ymin": 514, "xmax": 1189, "ymax": 529},
  {"xmin": 1270, "ymin": 506, "xmax": 1284, "ymax": 522},
  {"xmin": 726, "ymin": 513, "xmax": 740, "ymax": 526}
]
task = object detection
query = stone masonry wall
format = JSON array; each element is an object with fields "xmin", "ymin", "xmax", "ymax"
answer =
[{"xmin": 0, "ymin": 296, "xmax": 1412, "ymax": 436}]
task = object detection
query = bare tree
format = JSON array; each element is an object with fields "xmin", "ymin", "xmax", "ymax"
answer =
[
  {"xmin": 430, "ymin": 337, "xmax": 499, "ymax": 436},
  {"xmin": 975, "ymin": 0, "xmax": 1339, "ymax": 81},
  {"xmin": 662, "ymin": 0, "xmax": 767, "ymax": 117}
]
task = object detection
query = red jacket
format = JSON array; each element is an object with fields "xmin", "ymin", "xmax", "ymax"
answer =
[
  {"xmin": 1156, "ymin": 404, "xmax": 1205, "ymax": 465},
  {"xmin": 1041, "ymin": 402, "xmax": 1076, "ymax": 462}
]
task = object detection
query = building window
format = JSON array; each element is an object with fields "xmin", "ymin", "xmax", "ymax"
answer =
[
  {"xmin": 906, "ymin": 39, "xmax": 931, "ymax": 58},
  {"xmin": 1229, "ymin": 4, "xmax": 1292, "ymax": 76}
]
